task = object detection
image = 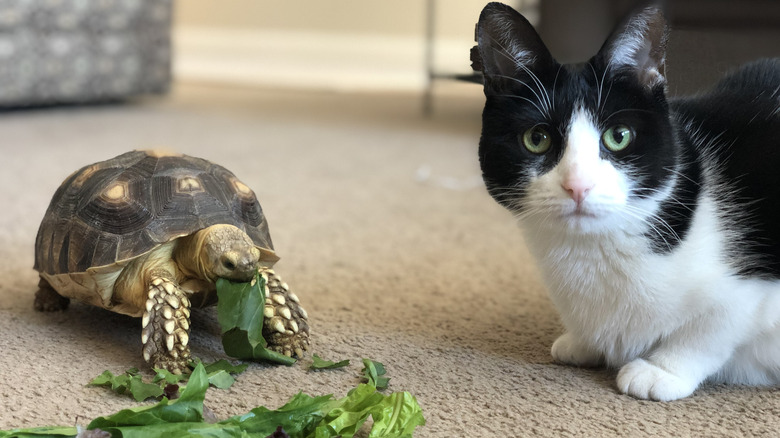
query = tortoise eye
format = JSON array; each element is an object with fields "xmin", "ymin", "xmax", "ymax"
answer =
[{"xmin": 222, "ymin": 257, "xmax": 237, "ymax": 271}]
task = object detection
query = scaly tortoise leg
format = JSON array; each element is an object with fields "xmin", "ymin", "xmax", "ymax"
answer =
[
  {"xmin": 261, "ymin": 269, "xmax": 310, "ymax": 358},
  {"xmin": 141, "ymin": 273, "xmax": 192, "ymax": 374},
  {"xmin": 34, "ymin": 277, "xmax": 70, "ymax": 312}
]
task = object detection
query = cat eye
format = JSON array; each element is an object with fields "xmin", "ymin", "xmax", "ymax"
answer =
[
  {"xmin": 521, "ymin": 126, "xmax": 552, "ymax": 154},
  {"xmin": 602, "ymin": 125, "xmax": 634, "ymax": 152}
]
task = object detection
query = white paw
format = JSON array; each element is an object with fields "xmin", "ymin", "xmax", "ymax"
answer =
[
  {"xmin": 551, "ymin": 333, "xmax": 602, "ymax": 367},
  {"xmin": 617, "ymin": 359, "xmax": 697, "ymax": 401}
]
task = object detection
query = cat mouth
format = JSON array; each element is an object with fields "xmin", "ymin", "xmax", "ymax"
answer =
[
  {"xmin": 563, "ymin": 210, "xmax": 598, "ymax": 220},
  {"xmin": 563, "ymin": 204, "xmax": 599, "ymax": 219}
]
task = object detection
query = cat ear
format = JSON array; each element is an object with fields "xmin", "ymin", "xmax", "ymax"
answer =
[
  {"xmin": 475, "ymin": 2, "xmax": 554, "ymax": 82},
  {"xmin": 598, "ymin": 6, "xmax": 668, "ymax": 88}
]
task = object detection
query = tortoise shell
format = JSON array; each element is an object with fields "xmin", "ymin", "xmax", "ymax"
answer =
[{"xmin": 34, "ymin": 150, "xmax": 273, "ymax": 276}]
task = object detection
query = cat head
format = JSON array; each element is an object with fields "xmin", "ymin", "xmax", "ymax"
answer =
[{"xmin": 476, "ymin": 2, "xmax": 678, "ymax": 235}]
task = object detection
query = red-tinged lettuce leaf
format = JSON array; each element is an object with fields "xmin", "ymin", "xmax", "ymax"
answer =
[
  {"xmin": 216, "ymin": 276, "xmax": 296, "ymax": 365},
  {"xmin": 265, "ymin": 426, "xmax": 291, "ymax": 438}
]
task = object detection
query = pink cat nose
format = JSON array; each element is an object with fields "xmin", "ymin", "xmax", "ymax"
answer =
[{"xmin": 562, "ymin": 178, "xmax": 595, "ymax": 205}]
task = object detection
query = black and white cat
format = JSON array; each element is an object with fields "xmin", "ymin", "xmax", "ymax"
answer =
[{"xmin": 475, "ymin": 2, "xmax": 780, "ymax": 401}]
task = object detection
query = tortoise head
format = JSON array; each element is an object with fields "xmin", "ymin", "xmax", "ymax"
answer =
[{"xmin": 185, "ymin": 224, "xmax": 278, "ymax": 282}]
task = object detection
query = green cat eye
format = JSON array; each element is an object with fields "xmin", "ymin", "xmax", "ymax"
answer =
[
  {"xmin": 521, "ymin": 126, "xmax": 552, "ymax": 154},
  {"xmin": 602, "ymin": 125, "xmax": 634, "ymax": 152}
]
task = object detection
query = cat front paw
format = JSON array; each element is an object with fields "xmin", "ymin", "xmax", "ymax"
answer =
[
  {"xmin": 617, "ymin": 359, "xmax": 698, "ymax": 401},
  {"xmin": 551, "ymin": 332, "xmax": 602, "ymax": 367}
]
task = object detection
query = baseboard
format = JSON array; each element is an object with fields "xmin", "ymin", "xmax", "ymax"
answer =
[{"xmin": 173, "ymin": 27, "xmax": 474, "ymax": 92}]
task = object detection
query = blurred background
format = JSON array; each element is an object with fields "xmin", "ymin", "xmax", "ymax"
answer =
[{"xmin": 0, "ymin": 0, "xmax": 776, "ymax": 109}]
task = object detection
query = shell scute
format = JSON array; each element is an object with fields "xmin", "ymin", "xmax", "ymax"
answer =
[{"xmin": 34, "ymin": 150, "xmax": 273, "ymax": 276}]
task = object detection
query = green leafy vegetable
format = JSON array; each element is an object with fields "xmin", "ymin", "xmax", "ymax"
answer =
[
  {"xmin": 91, "ymin": 359, "xmax": 248, "ymax": 401},
  {"xmin": 0, "ymin": 362, "xmax": 425, "ymax": 438},
  {"xmin": 310, "ymin": 354, "xmax": 351, "ymax": 370},
  {"xmin": 203, "ymin": 359, "xmax": 249, "ymax": 375},
  {"xmin": 368, "ymin": 391, "xmax": 426, "ymax": 437},
  {"xmin": 151, "ymin": 368, "xmax": 187, "ymax": 386},
  {"xmin": 265, "ymin": 426, "xmax": 291, "ymax": 438},
  {"xmin": 89, "ymin": 369, "xmax": 164, "ymax": 402},
  {"xmin": 216, "ymin": 275, "xmax": 296, "ymax": 365},
  {"xmin": 86, "ymin": 363, "xmax": 209, "ymax": 437},
  {"xmin": 361, "ymin": 359, "xmax": 390, "ymax": 390},
  {"xmin": 0, "ymin": 426, "xmax": 78, "ymax": 438}
]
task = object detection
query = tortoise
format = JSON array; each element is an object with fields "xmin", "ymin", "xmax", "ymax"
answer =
[{"xmin": 33, "ymin": 150, "xmax": 310, "ymax": 373}]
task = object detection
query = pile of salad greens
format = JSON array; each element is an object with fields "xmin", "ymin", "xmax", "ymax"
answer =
[
  {"xmin": 0, "ymin": 273, "xmax": 425, "ymax": 437},
  {"xmin": 0, "ymin": 361, "xmax": 424, "ymax": 438}
]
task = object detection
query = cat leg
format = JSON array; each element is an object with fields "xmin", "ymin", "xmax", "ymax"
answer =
[
  {"xmin": 551, "ymin": 332, "xmax": 603, "ymax": 367},
  {"xmin": 616, "ymin": 310, "xmax": 746, "ymax": 401}
]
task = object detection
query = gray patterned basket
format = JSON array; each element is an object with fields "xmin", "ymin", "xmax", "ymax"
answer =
[{"xmin": 0, "ymin": 0, "xmax": 171, "ymax": 106}]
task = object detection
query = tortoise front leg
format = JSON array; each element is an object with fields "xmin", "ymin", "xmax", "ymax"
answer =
[
  {"xmin": 261, "ymin": 269, "xmax": 310, "ymax": 358},
  {"xmin": 141, "ymin": 273, "xmax": 192, "ymax": 374}
]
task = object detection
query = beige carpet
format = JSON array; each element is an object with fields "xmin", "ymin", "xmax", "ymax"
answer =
[{"xmin": 0, "ymin": 82, "xmax": 778, "ymax": 437}]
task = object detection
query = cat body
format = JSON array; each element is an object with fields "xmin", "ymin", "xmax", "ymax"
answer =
[{"xmin": 476, "ymin": 2, "xmax": 780, "ymax": 400}]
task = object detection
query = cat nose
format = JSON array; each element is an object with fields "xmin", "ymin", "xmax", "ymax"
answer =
[{"xmin": 562, "ymin": 178, "xmax": 595, "ymax": 205}]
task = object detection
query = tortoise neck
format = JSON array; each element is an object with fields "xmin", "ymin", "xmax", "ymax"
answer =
[{"xmin": 173, "ymin": 228, "xmax": 213, "ymax": 282}]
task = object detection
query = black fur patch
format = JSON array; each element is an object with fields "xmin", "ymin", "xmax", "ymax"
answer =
[{"xmin": 673, "ymin": 59, "xmax": 780, "ymax": 278}]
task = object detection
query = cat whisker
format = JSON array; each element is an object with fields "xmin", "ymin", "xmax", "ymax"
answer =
[
  {"xmin": 492, "ymin": 92, "xmax": 549, "ymax": 118},
  {"xmin": 602, "ymin": 108, "xmax": 656, "ymax": 124},
  {"xmin": 487, "ymin": 73, "xmax": 551, "ymax": 119},
  {"xmin": 598, "ymin": 62, "xmax": 615, "ymax": 117},
  {"xmin": 516, "ymin": 63, "xmax": 553, "ymax": 117},
  {"xmin": 620, "ymin": 204, "xmax": 682, "ymax": 251},
  {"xmin": 661, "ymin": 165, "xmax": 703, "ymax": 190},
  {"xmin": 588, "ymin": 62, "xmax": 605, "ymax": 112},
  {"xmin": 552, "ymin": 64, "xmax": 563, "ymax": 112},
  {"xmin": 483, "ymin": 36, "xmax": 553, "ymax": 118}
]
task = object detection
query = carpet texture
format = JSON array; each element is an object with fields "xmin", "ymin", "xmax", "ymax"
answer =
[{"xmin": 0, "ymin": 83, "xmax": 778, "ymax": 437}]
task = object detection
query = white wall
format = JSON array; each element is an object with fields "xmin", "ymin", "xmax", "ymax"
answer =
[{"xmin": 173, "ymin": 0, "xmax": 539, "ymax": 92}]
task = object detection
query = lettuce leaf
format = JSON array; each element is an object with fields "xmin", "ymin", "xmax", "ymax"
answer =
[
  {"xmin": 310, "ymin": 355, "xmax": 350, "ymax": 370},
  {"xmin": 89, "ymin": 369, "xmax": 164, "ymax": 402},
  {"xmin": 361, "ymin": 359, "xmax": 390, "ymax": 390},
  {"xmin": 90, "ymin": 359, "xmax": 248, "ymax": 402},
  {"xmin": 367, "ymin": 391, "xmax": 425, "ymax": 438},
  {"xmin": 85, "ymin": 363, "xmax": 209, "ymax": 437},
  {"xmin": 0, "ymin": 362, "xmax": 425, "ymax": 438},
  {"xmin": 0, "ymin": 426, "xmax": 78, "ymax": 438},
  {"xmin": 216, "ymin": 275, "xmax": 296, "ymax": 365}
]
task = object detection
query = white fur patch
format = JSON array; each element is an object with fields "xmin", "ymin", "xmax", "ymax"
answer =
[
  {"xmin": 524, "ymin": 108, "xmax": 633, "ymax": 234},
  {"xmin": 517, "ymin": 108, "xmax": 780, "ymax": 400}
]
